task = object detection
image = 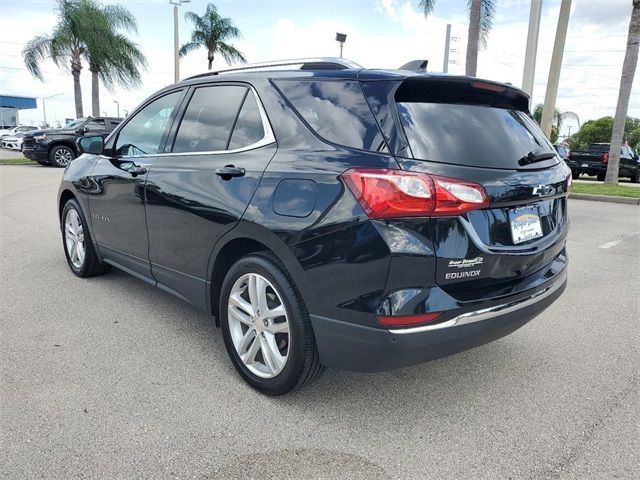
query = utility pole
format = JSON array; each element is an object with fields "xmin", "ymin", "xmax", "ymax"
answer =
[
  {"xmin": 173, "ymin": 4, "xmax": 180, "ymax": 82},
  {"xmin": 522, "ymin": 0, "xmax": 542, "ymax": 105},
  {"xmin": 114, "ymin": 100, "xmax": 120, "ymax": 117},
  {"xmin": 170, "ymin": 0, "xmax": 190, "ymax": 83},
  {"xmin": 443, "ymin": 24, "xmax": 451, "ymax": 73},
  {"xmin": 541, "ymin": 0, "xmax": 572, "ymax": 138}
]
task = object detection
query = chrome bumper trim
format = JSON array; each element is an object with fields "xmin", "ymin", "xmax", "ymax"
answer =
[{"xmin": 388, "ymin": 270, "xmax": 566, "ymax": 335}]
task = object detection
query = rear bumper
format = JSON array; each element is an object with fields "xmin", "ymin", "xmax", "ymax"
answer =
[{"xmin": 311, "ymin": 268, "xmax": 567, "ymax": 372}]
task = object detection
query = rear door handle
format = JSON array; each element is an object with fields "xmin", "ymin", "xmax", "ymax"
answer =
[{"xmin": 215, "ymin": 166, "xmax": 245, "ymax": 178}]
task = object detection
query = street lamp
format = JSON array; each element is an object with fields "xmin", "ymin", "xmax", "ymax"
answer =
[
  {"xmin": 335, "ymin": 32, "xmax": 347, "ymax": 58},
  {"xmin": 113, "ymin": 100, "xmax": 120, "ymax": 117},
  {"xmin": 170, "ymin": 0, "xmax": 191, "ymax": 83},
  {"xmin": 42, "ymin": 93, "xmax": 63, "ymax": 127}
]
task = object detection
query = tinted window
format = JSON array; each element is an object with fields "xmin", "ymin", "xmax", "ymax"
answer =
[
  {"xmin": 396, "ymin": 102, "xmax": 557, "ymax": 169},
  {"xmin": 115, "ymin": 91, "xmax": 181, "ymax": 156},
  {"xmin": 228, "ymin": 91, "xmax": 265, "ymax": 150},
  {"xmin": 85, "ymin": 120, "xmax": 105, "ymax": 131},
  {"xmin": 173, "ymin": 85, "xmax": 247, "ymax": 153},
  {"xmin": 276, "ymin": 80, "xmax": 386, "ymax": 151}
]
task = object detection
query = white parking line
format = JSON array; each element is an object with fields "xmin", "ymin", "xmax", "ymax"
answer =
[{"xmin": 599, "ymin": 232, "xmax": 640, "ymax": 249}]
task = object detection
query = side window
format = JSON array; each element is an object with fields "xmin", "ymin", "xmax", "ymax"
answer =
[
  {"xmin": 172, "ymin": 85, "xmax": 247, "ymax": 153},
  {"xmin": 228, "ymin": 91, "xmax": 266, "ymax": 150},
  {"xmin": 108, "ymin": 120, "xmax": 121, "ymax": 131},
  {"xmin": 85, "ymin": 120, "xmax": 105, "ymax": 131},
  {"xmin": 115, "ymin": 91, "xmax": 182, "ymax": 156},
  {"xmin": 275, "ymin": 80, "xmax": 386, "ymax": 152}
]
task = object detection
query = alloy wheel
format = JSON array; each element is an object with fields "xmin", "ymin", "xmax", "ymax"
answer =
[
  {"xmin": 55, "ymin": 148, "xmax": 73, "ymax": 166},
  {"xmin": 227, "ymin": 273, "xmax": 290, "ymax": 379},
  {"xmin": 64, "ymin": 208, "xmax": 85, "ymax": 269}
]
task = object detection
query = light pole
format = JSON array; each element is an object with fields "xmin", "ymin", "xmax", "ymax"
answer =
[
  {"xmin": 443, "ymin": 24, "xmax": 451, "ymax": 73},
  {"xmin": 335, "ymin": 33, "xmax": 347, "ymax": 58},
  {"xmin": 42, "ymin": 93, "xmax": 63, "ymax": 127},
  {"xmin": 113, "ymin": 100, "xmax": 120, "ymax": 117},
  {"xmin": 170, "ymin": 0, "xmax": 191, "ymax": 83}
]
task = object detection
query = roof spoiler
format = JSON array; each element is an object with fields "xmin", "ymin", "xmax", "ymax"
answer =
[{"xmin": 398, "ymin": 60, "xmax": 428, "ymax": 72}]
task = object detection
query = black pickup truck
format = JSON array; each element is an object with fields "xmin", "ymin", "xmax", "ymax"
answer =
[
  {"xmin": 567, "ymin": 143, "xmax": 640, "ymax": 182},
  {"xmin": 22, "ymin": 117, "xmax": 122, "ymax": 167}
]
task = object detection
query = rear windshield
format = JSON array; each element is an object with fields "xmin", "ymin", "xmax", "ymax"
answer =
[
  {"xmin": 396, "ymin": 102, "xmax": 557, "ymax": 169},
  {"xmin": 588, "ymin": 144, "xmax": 609, "ymax": 152}
]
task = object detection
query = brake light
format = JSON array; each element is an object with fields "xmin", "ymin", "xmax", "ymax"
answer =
[
  {"xmin": 341, "ymin": 169, "xmax": 490, "ymax": 218},
  {"xmin": 377, "ymin": 312, "xmax": 443, "ymax": 327},
  {"xmin": 603, "ymin": 152, "xmax": 609, "ymax": 163},
  {"xmin": 470, "ymin": 81, "xmax": 506, "ymax": 93}
]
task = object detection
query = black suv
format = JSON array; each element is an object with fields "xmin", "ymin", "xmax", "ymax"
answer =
[
  {"xmin": 58, "ymin": 58, "xmax": 570, "ymax": 395},
  {"xmin": 23, "ymin": 116, "xmax": 121, "ymax": 167}
]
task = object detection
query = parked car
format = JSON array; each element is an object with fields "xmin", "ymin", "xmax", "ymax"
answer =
[
  {"xmin": 22, "ymin": 117, "xmax": 121, "ymax": 167},
  {"xmin": 553, "ymin": 144, "xmax": 570, "ymax": 160},
  {"xmin": 58, "ymin": 58, "xmax": 570, "ymax": 395},
  {"xmin": 0, "ymin": 132, "xmax": 28, "ymax": 150},
  {"xmin": 567, "ymin": 143, "xmax": 640, "ymax": 182},
  {"xmin": 0, "ymin": 125, "xmax": 38, "ymax": 139}
]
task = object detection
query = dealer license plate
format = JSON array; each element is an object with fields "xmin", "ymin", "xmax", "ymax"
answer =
[{"xmin": 509, "ymin": 205, "xmax": 543, "ymax": 244}]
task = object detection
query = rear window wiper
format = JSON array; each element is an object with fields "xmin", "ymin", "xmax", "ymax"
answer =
[{"xmin": 518, "ymin": 150, "xmax": 557, "ymax": 166}]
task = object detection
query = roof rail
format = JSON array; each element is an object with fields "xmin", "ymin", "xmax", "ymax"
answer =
[{"xmin": 183, "ymin": 57, "xmax": 362, "ymax": 81}]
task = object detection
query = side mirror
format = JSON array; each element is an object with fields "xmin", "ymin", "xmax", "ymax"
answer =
[{"xmin": 77, "ymin": 135, "xmax": 104, "ymax": 155}]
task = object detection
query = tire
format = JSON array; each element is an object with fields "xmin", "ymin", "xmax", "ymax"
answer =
[
  {"xmin": 36, "ymin": 160, "xmax": 49, "ymax": 166},
  {"xmin": 61, "ymin": 198, "xmax": 111, "ymax": 277},
  {"xmin": 571, "ymin": 170, "xmax": 580, "ymax": 180},
  {"xmin": 631, "ymin": 171, "xmax": 640, "ymax": 184},
  {"xmin": 597, "ymin": 172, "xmax": 606, "ymax": 182},
  {"xmin": 49, "ymin": 145, "xmax": 76, "ymax": 168},
  {"xmin": 219, "ymin": 253, "xmax": 324, "ymax": 395}
]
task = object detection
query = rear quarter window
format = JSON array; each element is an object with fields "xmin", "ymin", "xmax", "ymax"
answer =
[{"xmin": 275, "ymin": 80, "xmax": 387, "ymax": 152}]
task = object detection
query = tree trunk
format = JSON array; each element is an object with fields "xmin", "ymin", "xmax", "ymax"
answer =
[
  {"xmin": 466, "ymin": 0, "xmax": 481, "ymax": 76},
  {"xmin": 208, "ymin": 51, "xmax": 214, "ymax": 70},
  {"xmin": 71, "ymin": 58, "xmax": 83, "ymax": 118},
  {"xmin": 605, "ymin": 0, "xmax": 639, "ymax": 185},
  {"xmin": 91, "ymin": 68, "xmax": 100, "ymax": 118}
]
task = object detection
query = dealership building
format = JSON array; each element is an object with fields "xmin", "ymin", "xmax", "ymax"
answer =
[{"xmin": 0, "ymin": 95, "xmax": 37, "ymax": 129}]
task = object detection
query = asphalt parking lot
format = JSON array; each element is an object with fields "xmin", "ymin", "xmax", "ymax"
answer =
[{"xmin": 1, "ymin": 165, "xmax": 638, "ymax": 479}]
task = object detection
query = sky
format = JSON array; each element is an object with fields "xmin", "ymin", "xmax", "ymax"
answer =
[{"xmin": 0, "ymin": 0, "xmax": 637, "ymax": 137}]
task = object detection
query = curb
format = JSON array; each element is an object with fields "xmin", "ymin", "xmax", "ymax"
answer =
[{"xmin": 569, "ymin": 193, "xmax": 640, "ymax": 205}]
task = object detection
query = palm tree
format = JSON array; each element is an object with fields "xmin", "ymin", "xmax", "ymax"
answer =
[
  {"xmin": 23, "ymin": 0, "xmax": 90, "ymax": 117},
  {"xmin": 79, "ymin": 2, "xmax": 147, "ymax": 117},
  {"xmin": 179, "ymin": 3, "xmax": 246, "ymax": 70},
  {"xmin": 419, "ymin": 0, "xmax": 495, "ymax": 76},
  {"xmin": 605, "ymin": 0, "xmax": 639, "ymax": 185},
  {"xmin": 23, "ymin": 0, "xmax": 147, "ymax": 119}
]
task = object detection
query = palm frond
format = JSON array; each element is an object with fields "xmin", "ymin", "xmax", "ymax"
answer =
[
  {"xmin": 22, "ymin": 35, "xmax": 52, "ymax": 80},
  {"xmin": 217, "ymin": 42, "xmax": 246, "ymax": 65},
  {"xmin": 468, "ymin": 0, "xmax": 496, "ymax": 48},
  {"xmin": 418, "ymin": 0, "xmax": 438, "ymax": 16},
  {"xmin": 179, "ymin": 41, "xmax": 201, "ymax": 58}
]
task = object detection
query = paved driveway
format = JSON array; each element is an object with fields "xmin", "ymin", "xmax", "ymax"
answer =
[{"xmin": 1, "ymin": 165, "xmax": 638, "ymax": 479}]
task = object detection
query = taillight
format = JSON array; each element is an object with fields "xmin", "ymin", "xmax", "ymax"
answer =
[
  {"xmin": 341, "ymin": 169, "xmax": 490, "ymax": 218},
  {"xmin": 377, "ymin": 311, "xmax": 443, "ymax": 327},
  {"xmin": 603, "ymin": 152, "xmax": 609, "ymax": 163}
]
